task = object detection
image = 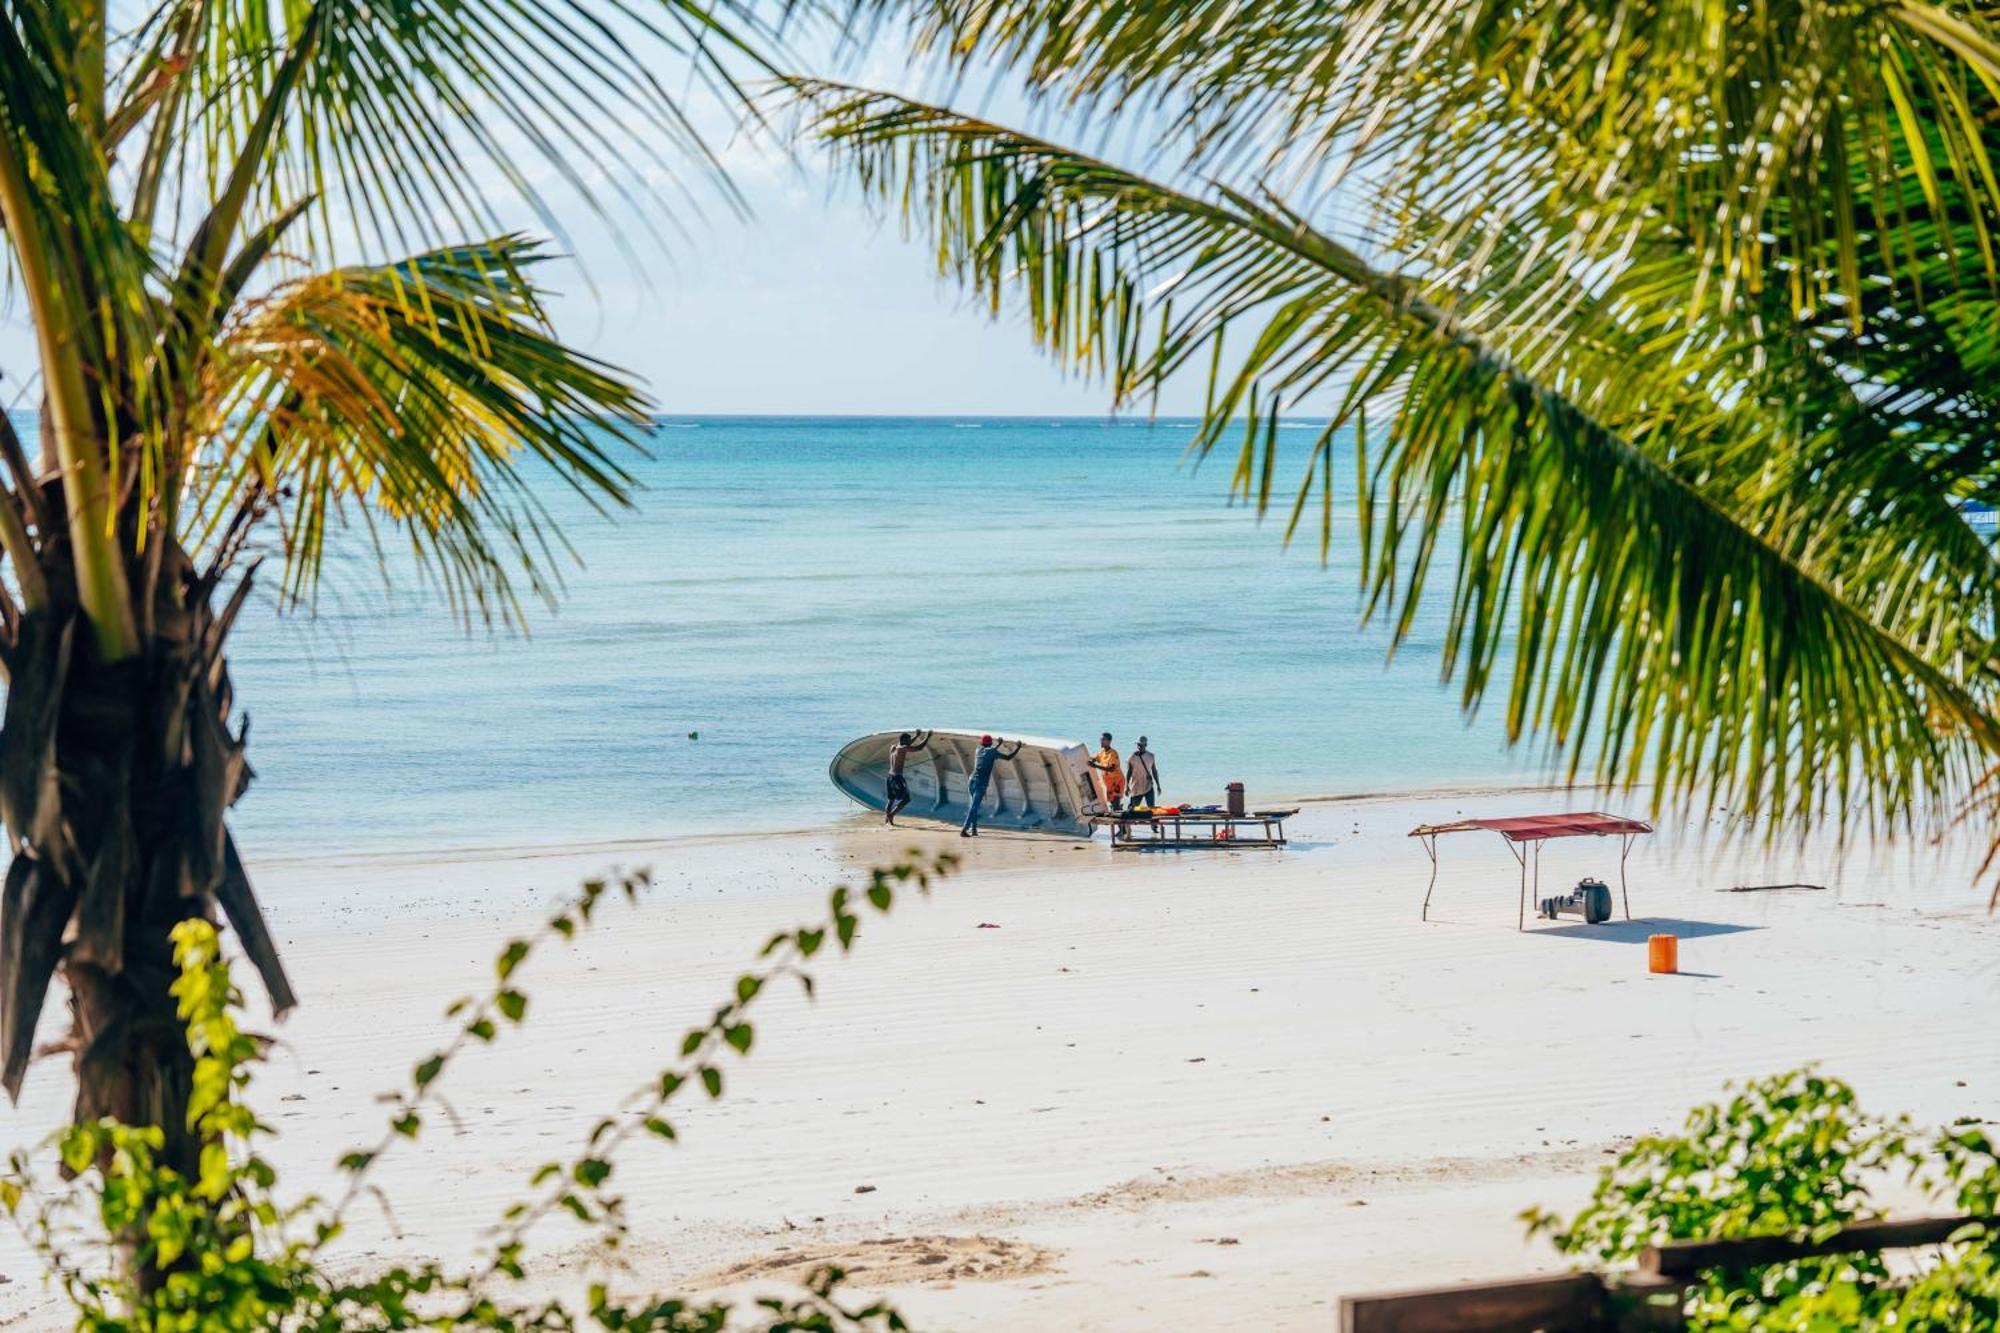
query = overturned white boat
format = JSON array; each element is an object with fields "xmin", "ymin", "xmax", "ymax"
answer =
[{"xmin": 829, "ymin": 730, "xmax": 1105, "ymax": 836}]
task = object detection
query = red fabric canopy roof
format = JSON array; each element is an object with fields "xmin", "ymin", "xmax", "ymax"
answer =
[{"xmin": 1408, "ymin": 812, "xmax": 1652, "ymax": 842}]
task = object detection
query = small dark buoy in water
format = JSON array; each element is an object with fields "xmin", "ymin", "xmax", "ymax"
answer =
[{"xmin": 688, "ymin": 730, "xmax": 699, "ymax": 740}]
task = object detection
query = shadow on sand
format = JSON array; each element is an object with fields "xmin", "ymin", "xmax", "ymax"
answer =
[{"xmin": 1531, "ymin": 917, "xmax": 1760, "ymax": 944}]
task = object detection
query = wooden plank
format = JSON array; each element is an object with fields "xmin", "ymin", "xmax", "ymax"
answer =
[
  {"xmin": 1342, "ymin": 1272, "xmax": 1608, "ymax": 1332},
  {"xmin": 1339, "ymin": 1213, "xmax": 1993, "ymax": 1332},
  {"xmin": 1641, "ymin": 1214, "xmax": 1994, "ymax": 1278},
  {"xmin": 1135, "ymin": 810, "xmax": 1294, "ymax": 819},
  {"xmin": 1097, "ymin": 810, "xmax": 1289, "ymax": 851},
  {"xmin": 1109, "ymin": 841, "xmax": 1286, "ymax": 851},
  {"xmin": 1606, "ymin": 1274, "xmax": 1690, "ymax": 1331}
]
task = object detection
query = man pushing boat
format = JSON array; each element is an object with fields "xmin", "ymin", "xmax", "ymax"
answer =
[
  {"xmin": 884, "ymin": 730, "xmax": 931, "ymax": 826},
  {"xmin": 830, "ymin": 730, "xmax": 1101, "ymax": 837},
  {"xmin": 962, "ymin": 735, "xmax": 1024, "ymax": 837}
]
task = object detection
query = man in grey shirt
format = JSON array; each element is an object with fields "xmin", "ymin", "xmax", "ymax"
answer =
[
  {"xmin": 1125, "ymin": 736, "xmax": 1161, "ymax": 809},
  {"xmin": 962, "ymin": 734, "xmax": 1023, "ymax": 837}
]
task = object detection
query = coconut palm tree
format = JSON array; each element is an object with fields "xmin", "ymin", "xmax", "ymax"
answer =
[
  {"xmin": 801, "ymin": 0, "xmax": 2000, "ymax": 840},
  {"xmin": 0, "ymin": 0, "xmax": 764, "ymax": 1180}
]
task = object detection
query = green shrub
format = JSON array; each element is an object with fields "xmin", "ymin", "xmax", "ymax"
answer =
[
  {"xmin": 2, "ymin": 855, "xmax": 955, "ymax": 1330},
  {"xmin": 1525, "ymin": 1069, "xmax": 2000, "ymax": 1329}
]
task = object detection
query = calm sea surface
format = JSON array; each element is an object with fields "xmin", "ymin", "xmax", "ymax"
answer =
[{"xmin": 63, "ymin": 417, "xmax": 1551, "ymax": 855}]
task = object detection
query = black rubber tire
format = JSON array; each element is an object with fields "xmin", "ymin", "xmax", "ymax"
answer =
[{"xmin": 1582, "ymin": 884, "xmax": 1611, "ymax": 924}]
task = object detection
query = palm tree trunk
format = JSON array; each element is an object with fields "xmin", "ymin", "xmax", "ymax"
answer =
[
  {"xmin": 57, "ymin": 627, "xmax": 206, "ymax": 1182},
  {"xmin": 0, "ymin": 535, "xmax": 295, "ymax": 1228}
]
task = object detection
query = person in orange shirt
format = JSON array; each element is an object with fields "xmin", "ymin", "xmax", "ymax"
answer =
[{"xmin": 1089, "ymin": 732, "xmax": 1125, "ymax": 811}]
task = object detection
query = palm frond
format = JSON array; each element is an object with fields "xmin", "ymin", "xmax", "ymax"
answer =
[
  {"xmin": 0, "ymin": 0, "xmax": 776, "ymax": 604},
  {"xmin": 187, "ymin": 235, "xmax": 646, "ymax": 624},
  {"xmin": 0, "ymin": 5, "xmax": 172, "ymax": 652},
  {"xmin": 798, "ymin": 81, "xmax": 2000, "ymax": 832},
  {"xmin": 161, "ymin": 0, "xmax": 778, "ymax": 260},
  {"xmin": 865, "ymin": 0, "xmax": 2000, "ymax": 325}
]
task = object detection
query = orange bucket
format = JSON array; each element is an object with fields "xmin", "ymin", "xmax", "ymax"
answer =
[{"xmin": 1648, "ymin": 934, "xmax": 1678, "ymax": 975}]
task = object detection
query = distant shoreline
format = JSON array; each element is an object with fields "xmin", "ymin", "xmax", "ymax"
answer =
[{"xmin": 244, "ymin": 776, "xmax": 1596, "ymax": 871}]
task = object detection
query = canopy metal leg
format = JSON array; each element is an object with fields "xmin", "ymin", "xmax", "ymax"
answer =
[
  {"xmin": 1620, "ymin": 834, "xmax": 1633, "ymax": 920},
  {"xmin": 1532, "ymin": 842, "xmax": 1541, "ymax": 929},
  {"xmin": 1420, "ymin": 835, "xmax": 1439, "ymax": 921},
  {"xmin": 1506, "ymin": 839, "xmax": 1527, "ymax": 931}
]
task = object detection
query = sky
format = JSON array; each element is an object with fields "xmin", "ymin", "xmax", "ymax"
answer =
[
  {"xmin": 0, "ymin": 144, "xmax": 1148, "ymax": 420},
  {"xmin": 0, "ymin": 20, "xmax": 1220, "ymax": 421},
  {"xmin": 543, "ymin": 154, "xmax": 1171, "ymax": 417},
  {"xmin": 516, "ymin": 32, "xmax": 1231, "ymax": 419}
]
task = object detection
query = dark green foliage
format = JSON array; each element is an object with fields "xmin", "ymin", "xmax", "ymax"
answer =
[{"xmin": 1526, "ymin": 1069, "xmax": 2000, "ymax": 1329}]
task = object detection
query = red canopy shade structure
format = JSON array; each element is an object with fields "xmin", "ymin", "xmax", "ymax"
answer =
[{"xmin": 1409, "ymin": 811, "xmax": 1653, "ymax": 929}]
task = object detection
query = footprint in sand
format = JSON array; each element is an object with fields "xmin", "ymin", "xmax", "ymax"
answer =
[{"xmin": 701, "ymin": 1235, "xmax": 1055, "ymax": 1289}]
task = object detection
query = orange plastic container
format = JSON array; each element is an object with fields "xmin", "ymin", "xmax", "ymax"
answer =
[{"xmin": 1648, "ymin": 934, "xmax": 1678, "ymax": 975}]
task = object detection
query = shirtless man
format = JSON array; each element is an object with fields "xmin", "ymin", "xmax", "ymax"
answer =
[{"xmin": 884, "ymin": 730, "xmax": 930, "ymax": 826}]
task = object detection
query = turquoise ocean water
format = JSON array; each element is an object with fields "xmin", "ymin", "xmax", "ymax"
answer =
[{"xmin": 57, "ymin": 416, "xmax": 1549, "ymax": 856}]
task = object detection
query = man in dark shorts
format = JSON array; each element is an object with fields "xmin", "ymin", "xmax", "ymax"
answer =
[
  {"xmin": 884, "ymin": 730, "xmax": 930, "ymax": 825},
  {"xmin": 1125, "ymin": 736, "xmax": 1161, "ymax": 810}
]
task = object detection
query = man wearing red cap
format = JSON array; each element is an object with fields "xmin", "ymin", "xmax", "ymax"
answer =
[{"xmin": 962, "ymin": 734, "xmax": 1023, "ymax": 837}]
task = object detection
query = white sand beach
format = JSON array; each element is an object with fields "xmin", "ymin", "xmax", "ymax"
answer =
[{"xmin": 2, "ymin": 789, "xmax": 1998, "ymax": 1329}]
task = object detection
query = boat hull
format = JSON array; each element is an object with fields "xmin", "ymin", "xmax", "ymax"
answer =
[{"xmin": 829, "ymin": 730, "xmax": 1104, "ymax": 836}]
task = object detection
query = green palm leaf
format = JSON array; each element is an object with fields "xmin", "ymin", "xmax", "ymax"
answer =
[
  {"xmin": 160, "ymin": 0, "xmax": 775, "ymax": 257},
  {"xmin": 868, "ymin": 0, "xmax": 2000, "ymax": 325},
  {"xmin": 0, "ymin": 0, "xmax": 772, "ymax": 639},
  {"xmin": 798, "ymin": 82, "xmax": 2000, "ymax": 832},
  {"xmin": 190, "ymin": 236, "xmax": 646, "ymax": 623}
]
